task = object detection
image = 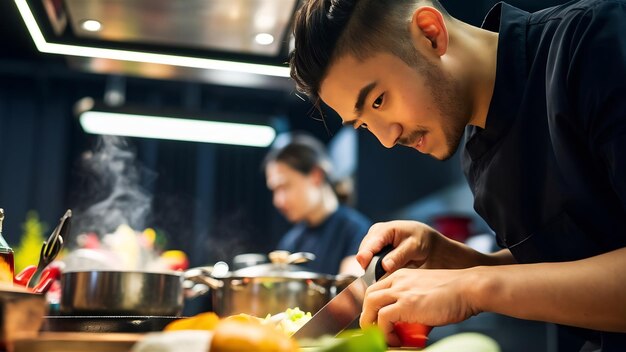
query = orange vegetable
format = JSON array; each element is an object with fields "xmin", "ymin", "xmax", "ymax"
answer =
[
  {"xmin": 162, "ymin": 312, "xmax": 220, "ymax": 331},
  {"xmin": 222, "ymin": 312, "xmax": 264, "ymax": 324},
  {"xmin": 211, "ymin": 316, "xmax": 298, "ymax": 352}
]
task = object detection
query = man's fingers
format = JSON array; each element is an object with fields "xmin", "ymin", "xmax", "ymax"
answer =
[
  {"xmin": 356, "ymin": 249, "xmax": 374, "ymax": 269},
  {"xmin": 386, "ymin": 239, "xmax": 427, "ymax": 271},
  {"xmin": 360, "ymin": 281, "xmax": 396, "ymax": 325},
  {"xmin": 359, "ymin": 286, "xmax": 396, "ymax": 327},
  {"xmin": 381, "ymin": 248, "xmax": 399, "ymax": 273},
  {"xmin": 381, "ymin": 240, "xmax": 416, "ymax": 273},
  {"xmin": 357, "ymin": 220, "xmax": 426, "ymax": 271},
  {"xmin": 357, "ymin": 226, "xmax": 390, "ymax": 269},
  {"xmin": 378, "ymin": 305, "xmax": 402, "ymax": 347}
]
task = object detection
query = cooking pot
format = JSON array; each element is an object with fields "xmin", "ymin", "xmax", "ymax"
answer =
[
  {"xmin": 60, "ymin": 270, "xmax": 185, "ymax": 316},
  {"xmin": 184, "ymin": 251, "xmax": 354, "ymax": 318},
  {"xmin": 60, "ymin": 251, "xmax": 355, "ymax": 318}
]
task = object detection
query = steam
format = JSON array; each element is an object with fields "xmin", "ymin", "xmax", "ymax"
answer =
[
  {"xmin": 202, "ymin": 209, "xmax": 260, "ymax": 266},
  {"xmin": 72, "ymin": 136, "xmax": 154, "ymax": 240}
]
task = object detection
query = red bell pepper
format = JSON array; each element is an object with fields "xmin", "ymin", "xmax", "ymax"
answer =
[{"xmin": 393, "ymin": 322, "xmax": 433, "ymax": 348}]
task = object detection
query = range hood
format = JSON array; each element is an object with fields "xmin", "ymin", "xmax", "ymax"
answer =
[{"xmin": 15, "ymin": 0, "xmax": 299, "ymax": 89}]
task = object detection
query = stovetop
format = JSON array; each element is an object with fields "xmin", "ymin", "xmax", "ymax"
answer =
[{"xmin": 42, "ymin": 316, "xmax": 183, "ymax": 333}]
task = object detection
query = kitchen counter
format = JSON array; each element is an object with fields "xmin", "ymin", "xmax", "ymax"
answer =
[
  {"xmin": 14, "ymin": 332, "xmax": 423, "ymax": 352},
  {"xmin": 14, "ymin": 332, "xmax": 142, "ymax": 352}
]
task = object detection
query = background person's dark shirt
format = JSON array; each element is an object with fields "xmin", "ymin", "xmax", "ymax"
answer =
[
  {"xmin": 462, "ymin": 0, "xmax": 626, "ymax": 349},
  {"xmin": 277, "ymin": 205, "xmax": 371, "ymax": 275}
]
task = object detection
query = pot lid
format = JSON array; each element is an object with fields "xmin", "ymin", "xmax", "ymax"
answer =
[
  {"xmin": 233, "ymin": 263, "xmax": 320, "ymax": 278},
  {"xmin": 226, "ymin": 251, "xmax": 327, "ymax": 279}
]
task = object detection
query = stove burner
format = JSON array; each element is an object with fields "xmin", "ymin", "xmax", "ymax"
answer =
[{"xmin": 42, "ymin": 316, "xmax": 182, "ymax": 333}]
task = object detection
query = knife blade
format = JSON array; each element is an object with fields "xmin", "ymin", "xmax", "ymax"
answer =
[{"xmin": 292, "ymin": 246, "xmax": 393, "ymax": 342}]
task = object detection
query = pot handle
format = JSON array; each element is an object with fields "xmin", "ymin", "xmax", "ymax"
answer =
[
  {"xmin": 334, "ymin": 273, "xmax": 359, "ymax": 287},
  {"xmin": 287, "ymin": 251, "xmax": 316, "ymax": 265},
  {"xmin": 182, "ymin": 266, "xmax": 225, "ymax": 299},
  {"xmin": 268, "ymin": 250, "xmax": 316, "ymax": 265}
]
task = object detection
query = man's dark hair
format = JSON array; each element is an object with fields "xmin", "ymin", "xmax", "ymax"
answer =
[{"xmin": 289, "ymin": 0, "xmax": 449, "ymax": 110}]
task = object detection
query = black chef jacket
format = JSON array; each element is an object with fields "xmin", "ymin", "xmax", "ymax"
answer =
[{"xmin": 461, "ymin": 0, "xmax": 626, "ymax": 349}]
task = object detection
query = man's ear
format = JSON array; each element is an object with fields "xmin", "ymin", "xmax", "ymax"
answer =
[
  {"xmin": 408, "ymin": 6, "xmax": 449, "ymax": 57},
  {"xmin": 309, "ymin": 167, "xmax": 326, "ymax": 186}
]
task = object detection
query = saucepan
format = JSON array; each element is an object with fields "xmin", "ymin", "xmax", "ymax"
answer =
[
  {"xmin": 183, "ymin": 251, "xmax": 355, "ymax": 318},
  {"xmin": 60, "ymin": 270, "xmax": 185, "ymax": 316}
]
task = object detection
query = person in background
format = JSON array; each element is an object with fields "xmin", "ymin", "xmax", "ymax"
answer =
[
  {"xmin": 263, "ymin": 132, "xmax": 371, "ymax": 276},
  {"xmin": 288, "ymin": 0, "xmax": 626, "ymax": 350}
]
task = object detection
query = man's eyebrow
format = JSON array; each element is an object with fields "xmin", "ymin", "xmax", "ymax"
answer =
[{"xmin": 353, "ymin": 81, "xmax": 377, "ymax": 118}]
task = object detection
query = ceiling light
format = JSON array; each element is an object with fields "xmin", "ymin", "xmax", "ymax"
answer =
[
  {"xmin": 80, "ymin": 19, "xmax": 102, "ymax": 32},
  {"xmin": 255, "ymin": 33, "xmax": 274, "ymax": 46},
  {"xmin": 14, "ymin": 0, "xmax": 290, "ymax": 78},
  {"xmin": 76, "ymin": 99, "xmax": 276, "ymax": 147}
]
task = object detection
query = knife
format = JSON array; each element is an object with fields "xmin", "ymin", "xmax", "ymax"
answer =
[{"xmin": 292, "ymin": 245, "xmax": 393, "ymax": 342}]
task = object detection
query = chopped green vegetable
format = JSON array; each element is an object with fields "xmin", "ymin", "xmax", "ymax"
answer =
[
  {"xmin": 263, "ymin": 307, "xmax": 313, "ymax": 336},
  {"xmin": 286, "ymin": 307, "xmax": 311, "ymax": 322},
  {"xmin": 303, "ymin": 327, "xmax": 387, "ymax": 352}
]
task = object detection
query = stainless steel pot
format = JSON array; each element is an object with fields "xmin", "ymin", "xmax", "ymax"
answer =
[
  {"xmin": 184, "ymin": 251, "xmax": 355, "ymax": 318},
  {"xmin": 60, "ymin": 270, "xmax": 185, "ymax": 316}
]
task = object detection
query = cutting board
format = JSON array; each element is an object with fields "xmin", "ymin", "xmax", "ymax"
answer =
[{"xmin": 13, "ymin": 332, "xmax": 143, "ymax": 352}]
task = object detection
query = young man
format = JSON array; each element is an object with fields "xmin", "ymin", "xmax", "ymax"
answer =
[
  {"xmin": 263, "ymin": 133, "xmax": 371, "ymax": 275},
  {"xmin": 289, "ymin": 0, "xmax": 626, "ymax": 350}
]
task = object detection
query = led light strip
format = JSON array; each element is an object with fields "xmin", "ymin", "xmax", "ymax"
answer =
[
  {"xmin": 80, "ymin": 111, "xmax": 276, "ymax": 147},
  {"xmin": 14, "ymin": 0, "xmax": 291, "ymax": 78}
]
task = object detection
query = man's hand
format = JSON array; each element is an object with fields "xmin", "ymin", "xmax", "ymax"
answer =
[
  {"xmin": 356, "ymin": 221, "xmax": 442, "ymax": 273},
  {"xmin": 356, "ymin": 220, "xmax": 461, "ymax": 273},
  {"xmin": 356, "ymin": 220, "xmax": 514, "ymax": 273},
  {"xmin": 360, "ymin": 267, "xmax": 483, "ymax": 346}
]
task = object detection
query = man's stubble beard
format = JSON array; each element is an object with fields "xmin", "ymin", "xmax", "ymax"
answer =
[{"xmin": 419, "ymin": 58, "xmax": 469, "ymax": 161}]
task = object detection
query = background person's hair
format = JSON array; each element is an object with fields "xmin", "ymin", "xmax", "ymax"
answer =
[
  {"xmin": 289, "ymin": 0, "xmax": 449, "ymax": 112},
  {"xmin": 263, "ymin": 132, "xmax": 354, "ymax": 204}
]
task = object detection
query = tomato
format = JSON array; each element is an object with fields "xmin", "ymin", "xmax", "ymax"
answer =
[{"xmin": 393, "ymin": 322, "xmax": 432, "ymax": 348}]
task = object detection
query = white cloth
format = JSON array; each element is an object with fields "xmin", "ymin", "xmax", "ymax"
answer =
[{"xmin": 131, "ymin": 330, "xmax": 212, "ymax": 352}]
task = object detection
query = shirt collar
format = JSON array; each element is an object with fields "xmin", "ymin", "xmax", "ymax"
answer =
[{"xmin": 465, "ymin": 2, "xmax": 530, "ymax": 161}]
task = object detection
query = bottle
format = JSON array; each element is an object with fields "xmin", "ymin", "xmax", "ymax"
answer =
[{"xmin": 0, "ymin": 208, "xmax": 15, "ymax": 285}]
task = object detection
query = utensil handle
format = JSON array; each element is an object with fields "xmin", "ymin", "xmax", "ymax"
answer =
[
  {"xmin": 373, "ymin": 245, "xmax": 394, "ymax": 281},
  {"xmin": 26, "ymin": 243, "xmax": 47, "ymax": 289},
  {"xmin": 26, "ymin": 264, "xmax": 46, "ymax": 289}
]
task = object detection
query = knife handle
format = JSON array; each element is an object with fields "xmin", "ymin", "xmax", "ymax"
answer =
[{"xmin": 373, "ymin": 245, "xmax": 394, "ymax": 281}]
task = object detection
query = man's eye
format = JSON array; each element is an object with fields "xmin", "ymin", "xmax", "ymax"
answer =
[
  {"xmin": 372, "ymin": 94, "xmax": 384, "ymax": 109},
  {"xmin": 359, "ymin": 123, "xmax": 369, "ymax": 130}
]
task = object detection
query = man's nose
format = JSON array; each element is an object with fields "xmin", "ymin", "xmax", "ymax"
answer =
[
  {"xmin": 273, "ymin": 193, "xmax": 285, "ymax": 208},
  {"xmin": 370, "ymin": 122, "xmax": 402, "ymax": 148}
]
